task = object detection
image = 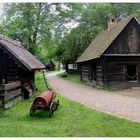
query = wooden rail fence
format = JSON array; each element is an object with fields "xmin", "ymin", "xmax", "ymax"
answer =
[{"xmin": 0, "ymin": 81, "xmax": 21, "ymax": 109}]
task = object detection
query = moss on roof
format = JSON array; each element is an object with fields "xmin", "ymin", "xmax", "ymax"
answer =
[{"xmin": 76, "ymin": 16, "xmax": 135, "ymax": 63}]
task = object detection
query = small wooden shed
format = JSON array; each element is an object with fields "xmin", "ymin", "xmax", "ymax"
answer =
[
  {"xmin": 77, "ymin": 16, "xmax": 140, "ymax": 88},
  {"xmin": 0, "ymin": 35, "xmax": 45, "ymax": 108}
]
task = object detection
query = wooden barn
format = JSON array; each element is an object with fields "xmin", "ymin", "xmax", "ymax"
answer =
[
  {"xmin": 76, "ymin": 16, "xmax": 140, "ymax": 89},
  {"xmin": 0, "ymin": 35, "xmax": 45, "ymax": 108}
]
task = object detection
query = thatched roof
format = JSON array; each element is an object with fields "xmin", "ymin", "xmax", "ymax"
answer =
[
  {"xmin": 0, "ymin": 35, "xmax": 45, "ymax": 70},
  {"xmin": 76, "ymin": 16, "xmax": 136, "ymax": 63}
]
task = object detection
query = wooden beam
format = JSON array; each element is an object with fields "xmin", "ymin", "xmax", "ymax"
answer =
[{"xmin": 42, "ymin": 71, "xmax": 49, "ymax": 90}]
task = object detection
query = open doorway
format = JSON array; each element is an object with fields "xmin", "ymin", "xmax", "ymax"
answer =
[
  {"xmin": 21, "ymin": 87, "xmax": 29, "ymax": 99},
  {"xmin": 126, "ymin": 65, "xmax": 137, "ymax": 81}
]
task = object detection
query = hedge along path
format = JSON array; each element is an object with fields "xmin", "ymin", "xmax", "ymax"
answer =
[{"xmin": 47, "ymin": 75, "xmax": 140, "ymax": 123}]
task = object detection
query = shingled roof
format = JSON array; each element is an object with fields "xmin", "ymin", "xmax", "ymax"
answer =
[
  {"xmin": 0, "ymin": 35, "xmax": 45, "ymax": 70},
  {"xmin": 76, "ymin": 16, "xmax": 137, "ymax": 63}
]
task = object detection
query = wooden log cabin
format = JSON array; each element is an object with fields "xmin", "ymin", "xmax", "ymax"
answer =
[
  {"xmin": 0, "ymin": 35, "xmax": 45, "ymax": 108},
  {"xmin": 76, "ymin": 16, "xmax": 140, "ymax": 88}
]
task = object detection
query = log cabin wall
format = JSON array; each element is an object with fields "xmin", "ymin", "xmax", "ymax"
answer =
[
  {"xmin": 101, "ymin": 18, "xmax": 140, "ymax": 88},
  {"xmin": 104, "ymin": 18, "xmax": 140, "ymax": 55},
  {"xmin": 89, "ymin": 62, "xmax": 96, "ymax": 83},
  {"xmin": 0, "ymin": 45, "xmax": 35, "ymax": 82},
  {"xmin": 103, "ymin": 56, "xmax": 140, "ymax": 88},
  {"xmin": 80, "ymin": 62, "xmax": 89, "ymax": 82},
  {"xmin": 0, "ymin": 50, "xmax": 8, "ymax": 84},
  {"xmin": 18, "ymin": 69, "xmax": 35, "ymax": 84},
  {"xmin": 18, "ymin": 69, "xmax": 35, "ymax": 99},
  {"xmin": 7, "ymin": 59, "xmax": 19, "ymax": 83},
  {"xmin": 0, "ymin": 47, "xmax": 35, "ymax": 99},
  {"xmin": 79, "ymin": 60, "xmax": 97, "ymax": 84},
  {"xmin": 80, "ymin": 56, "xmax": 140, "ymax": 88},
  {"xmin": 0, "ymin": 49, "xmax": 21, "ymax": 108},
  {"xmin": 0, "ymin": 49, "xmax": 19, "ymax": 84},
  {"xmin": 96, "ymin": 65, "xmax": 103, "ymax": 86}
]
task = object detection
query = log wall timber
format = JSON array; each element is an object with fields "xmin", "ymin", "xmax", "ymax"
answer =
[
  {"xmin": 0, "ymin": 46, "xmax": 36, "ymax": 104},
  {"xmin": 0, "ymin": 81, "xmax": 21, "ymax": 109},
  {"xmin": 81, "ymin": 64, "xmax": 89, "ymax": 82},
  {"xmin": 103, "ymin": 56, "xmax": 140, "ymax": 88},
  {"xmin": 106, "ymin": 62, "xmax": 124, "ymax": 82},
  {"xmin": 96, "ymin": 65, "xmax": 103, "ymax": 86},
  {"xmin": 78, "ymin": 17, "xmax": 140, "ymax": 88},
  {"xmin": 80, "ymin": 61, "xmax": 97, "ymax": 83},
  {"xmin": 79, "ymin": 56, "xmax": 140, "ymax": 88}
]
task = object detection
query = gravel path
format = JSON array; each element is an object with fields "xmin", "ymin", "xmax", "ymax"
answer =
[{"xmin": 47, "ymin": 75, "xmax": 140, "ymax": 122}]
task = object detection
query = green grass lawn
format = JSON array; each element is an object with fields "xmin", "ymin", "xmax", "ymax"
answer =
[
  {"xmin": 1, "ymin": 72, "xmax": 140, "ymax": 136},
  {"xmin": 58, "ymin": 73, "xmax": 82, "ymax": 84}
]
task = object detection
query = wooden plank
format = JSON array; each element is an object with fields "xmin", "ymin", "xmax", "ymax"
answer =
[
  {"xmin": 107, "ymin": 77, "xmax": 125, "ymax": 81},
  {"xmin": 82, "ymin": 77, "xmax": 88, "ymax": 81},
  {"xmin": 4, "ymin": 96, "xmax": 21, "ymax": 109},
  {"xmin": 82, "ymin": 64, "xmax": 88, "ymax": 66},
  {"xmin": 0, "ymin": 89, "xmax": 21, "ymax": 101},
  {"xmin": 104, "ymin": 19, "xmax": 140, "ymax": 55},
  {"xmin": 107, "ymin": 67, "xmax": 123, "ymax": 72},
  {"xmin": 103, "ymin": 54, "xmax": 140, "ymax": 56},
  {"xmin": 82, "ymin": 69, "xmax": 88, "ymax": 72},
  {"xmin": 7, "ymin": 73, "xmax": 17, "ymax": 76},
  {"xmin": 82, "ymin": 67, "xmax": 88, "ymax": 70},
  {"xmin": 82, "ymin": 67, "xmax": 88, "ymax": 69},
  {"xmin": 4, "ymin": 81, "xmax": 21, "ymax": 90},
  {"xmin": 82, "ymin": 66, "xmax": 88, "ymax": 68},
  {"xmin": 5, "ymin": 89, "xmax": 21, "ymax": 100},
  {"xmin": 82, "ymin": 74, "xmax": 89, "ymax": 77},
  {"xmin": 106, "ymin": 75, "xmax": 124, "ymax": 78},
  {"xmin": 106, "ymin": 72, "xmax": 124, "ymax": 76},
  {"xmin": 82, "ymin": 76, "xmax": 88, "ymax": 79},
  {"xmin": 82, "ymin": 71, "xmax": 88, "ymax": 74},
  {"xmin": 82, "ymin": 75, "xmax": 88, "ymax": 78}
]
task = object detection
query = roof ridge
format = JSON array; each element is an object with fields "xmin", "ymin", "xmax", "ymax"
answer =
[
  {"xmin": 76, "ymin": 15, "xmax": 136, "ymax": 62},
  {"xmin": 0, "ymin": 35, "xmax": 45, "ymax": 70},
  {"xmin": 0, "ymin": 34, "xmax": 24, "ymax": 49},
  {"xmin": 106, "ymin": 15, "xmax": 134, "ymax": 31}
]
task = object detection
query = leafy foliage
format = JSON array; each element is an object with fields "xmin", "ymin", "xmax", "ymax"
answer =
[
  {"xmin": 1, "ymin": 3, "xmax": 140, "ymax": 65},
  {"xmin": 0, "ymin": 3, "xmax": 82, "ymax": 64}
]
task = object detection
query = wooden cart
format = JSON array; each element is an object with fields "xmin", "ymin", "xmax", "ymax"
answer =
[{"xmin": 30, "ymin": 89, "xmax": 59, "ymax": 117}]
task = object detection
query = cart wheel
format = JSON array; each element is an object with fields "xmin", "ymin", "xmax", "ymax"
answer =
[
  {"xmin": 30, "ymin": 103, "xmax": 35, "ymax": 117},
  {"xmin": 49, "ymin": 102, "xmax": 55, "ymax": 117},
  {"xmin": 55, "ymin": 99, "xmax": 59, "ymax": 111}
]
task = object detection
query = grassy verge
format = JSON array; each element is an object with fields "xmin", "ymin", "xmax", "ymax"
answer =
[
  {"xmin": 0, "ymin": 72, "xmax": 140, "ymax": 136},
  {"xmin": 57, "ymin": 73, "xmax": 82, "ymax": 84},
  {"xmin": 58, "ymin": 73, "xmax": 119, "ymax": 92}
]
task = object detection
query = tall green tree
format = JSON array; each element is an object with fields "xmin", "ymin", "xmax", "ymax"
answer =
[
  {"xmin": 2, "ymin": 3, "xmax": 140, "ymax": 66},
  {"xmin": 0, "ymin": 3, "xmax": 82, "ymax": 64}
]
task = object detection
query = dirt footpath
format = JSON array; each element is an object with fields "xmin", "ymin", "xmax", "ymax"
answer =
[{"xmin": 47, "ymin": 75, "xmax": 140, "ymax": 122}]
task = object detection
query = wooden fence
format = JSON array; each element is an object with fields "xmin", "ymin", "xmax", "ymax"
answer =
[{"xmin": 0, "ymin": 81, "xmax": 21, "ymax": 109}]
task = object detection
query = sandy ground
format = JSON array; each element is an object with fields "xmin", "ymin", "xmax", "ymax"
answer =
[{"xmin": 47, "ymin": 74, "xmax": 140, "ymax": 122}]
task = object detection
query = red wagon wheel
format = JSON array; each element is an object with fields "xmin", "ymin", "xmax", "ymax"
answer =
[
  {"xmin": 30, "ymin": 103, "xmax": 36, "ymax": 117},
  {"xmin": 49, "ymin": 102, "xmax": 56, "ymax": 117},
  {"xmin": 54, "ymin": 99, "xmax": 59, "ymax": 111},
  {"xmin": 49, "ymin": 100, "xmax": 60, "ymax": 117}
]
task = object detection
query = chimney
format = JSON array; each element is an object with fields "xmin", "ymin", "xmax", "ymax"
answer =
[{"xmin": 107, "ymin": 16, "xmax": 117, "ymax": 30}]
